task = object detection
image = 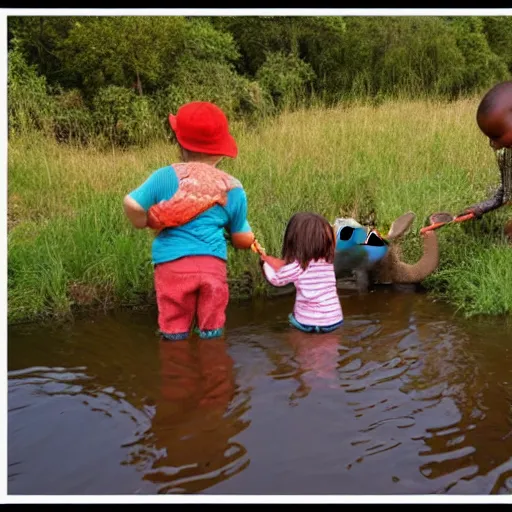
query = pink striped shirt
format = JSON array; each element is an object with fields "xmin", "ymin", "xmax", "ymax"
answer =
[{"xmin": 262, "ymin": 259, "xmax": 343, "ymax": 326}]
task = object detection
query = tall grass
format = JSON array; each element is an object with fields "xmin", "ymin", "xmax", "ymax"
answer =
[{"xmin": 7, "ymin": 97, "xmax": 512, "ymax": 324}]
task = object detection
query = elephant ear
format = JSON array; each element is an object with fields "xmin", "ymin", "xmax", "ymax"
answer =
[{"xmin": 387, "ymin": 212, "xmax": 415, "ymax": 240}]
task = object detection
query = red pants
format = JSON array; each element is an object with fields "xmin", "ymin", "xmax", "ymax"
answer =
[{"xmin": 154, "ymin": 256, "xmax": 229, "ymax": 340}]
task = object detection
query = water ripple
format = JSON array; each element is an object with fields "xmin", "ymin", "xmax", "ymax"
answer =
[{"xmin": 7, "ymin": 291, "xmax": 512, "ymax": 494}]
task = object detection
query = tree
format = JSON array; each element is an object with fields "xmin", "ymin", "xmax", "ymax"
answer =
[
  {"xmin": 57, "ymin": 17, "xmax": 187, "ymax": 100},
  {"xmin": 8, "ymin": 16, "xmax": 74, "ymax": 84},
  {"xmin": 446, "ymin": 16, "xmax": 508, "ymax": 93},
  {"xmin": 482, "ymin": 16, "xmax": 512, "ymax": 73}
]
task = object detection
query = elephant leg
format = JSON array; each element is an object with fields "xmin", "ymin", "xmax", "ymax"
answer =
[{"xmin": 354, "ymin": 269, "xmax": 370, "ymax": 293}]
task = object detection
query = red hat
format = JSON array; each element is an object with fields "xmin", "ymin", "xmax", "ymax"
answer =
[{"xmin": 168, "ymin": 101, "xmax": 238, "ymax": 158}]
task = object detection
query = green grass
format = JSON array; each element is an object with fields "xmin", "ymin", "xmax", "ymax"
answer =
[
  {"xmin": 7, "ymin": 97, "xmax": 512, "ymax": 324},
  {"xmin": 422, "ymin": 224, "xmax": 512, "ymax": 317}
]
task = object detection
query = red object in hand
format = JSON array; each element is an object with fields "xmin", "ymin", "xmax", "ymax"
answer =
[
  {"xmin": 420, "ymin": 212, "xmax": 475, "ymax": 235},
  {"xmin": 250, "ymin": 240, "xmax": 266, "ymax": 256}
]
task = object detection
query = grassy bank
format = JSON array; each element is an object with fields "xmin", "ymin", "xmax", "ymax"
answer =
[{"xmin": 8, "ymin": 97, "xmax": 512, "ymax": 324}]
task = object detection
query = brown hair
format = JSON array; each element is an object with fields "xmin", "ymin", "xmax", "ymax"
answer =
[{"xmin": 281, "ymin": 212, "xmax": 336, "ymax": 270}]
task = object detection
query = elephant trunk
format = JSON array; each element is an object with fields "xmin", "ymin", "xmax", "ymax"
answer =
[
  {"xmin": 375, "ymin": 231, "xmax": 439, "ymax": 285},
  {"xmin": 389, "ymin": 231, "xmax": 439, "ymax": 284}
]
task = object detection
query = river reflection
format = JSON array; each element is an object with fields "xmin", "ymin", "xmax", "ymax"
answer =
[
  {"xmin": 133, "ymin": 338, "xmax": 251, "ymax": 493},
  {"xmin": 7, "ymin": 290, "xmax": 512, "ymax": 495}
]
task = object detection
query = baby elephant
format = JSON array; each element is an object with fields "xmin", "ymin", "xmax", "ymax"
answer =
[{"xmin": 333, "ymin": 212, "xmax": 439, "ymax": 293}]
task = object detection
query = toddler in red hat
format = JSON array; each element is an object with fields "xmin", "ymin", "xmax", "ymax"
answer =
[{"xmin": 123, "ymin": 102, "xmax": 255, "ymax": 341}]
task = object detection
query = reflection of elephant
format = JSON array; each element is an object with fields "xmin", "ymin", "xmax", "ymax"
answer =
[{"xmin": 333, "ymin": 212, "xmax": 440, "ymax": 292}]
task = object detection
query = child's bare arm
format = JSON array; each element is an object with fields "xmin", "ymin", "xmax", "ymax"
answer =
[
  {"xmin": 226, "ymin": 187, "xmax": 255, "ymax": 249},
  {"xmin": 231, "ymin": 231, "xmax": 255, "ymax": 250},
  {"xmin": 261, "ymin": 254, "xmax": 286, "ymax": 270},
  {"xmin": 123, "ymin": 195, "xmax": 148, "ymax": 229}
]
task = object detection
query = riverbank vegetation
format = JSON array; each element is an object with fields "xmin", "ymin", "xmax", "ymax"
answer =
[{"xmin": 7, "ymin": 15, "xmax": 512, "ymax": 323}]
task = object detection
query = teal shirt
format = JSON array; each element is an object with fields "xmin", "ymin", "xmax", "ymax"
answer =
[{"xmin": 128, "ymin": 165, "xmax": 252, "ymax": 265}]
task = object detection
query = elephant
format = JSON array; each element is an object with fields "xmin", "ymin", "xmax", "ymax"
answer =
[
  {"xmin": 261, "ymin": 211, "xmax": 440, "ymax": 297},
  {"xmin": 333, "ymin": 212, "xmax": 440, "ymax": 292}
]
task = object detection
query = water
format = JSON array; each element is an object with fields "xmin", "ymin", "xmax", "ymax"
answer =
[{"xmin": 7, "ymin": 289, "xmax": 512, "ymax": 495}]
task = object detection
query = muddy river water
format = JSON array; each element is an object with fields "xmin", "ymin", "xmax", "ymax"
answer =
[{"xmin": 7, "ymin": 289, "xmax": 512, "ymax": 495}]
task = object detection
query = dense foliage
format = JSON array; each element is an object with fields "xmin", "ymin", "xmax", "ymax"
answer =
[{"xmin": 8, "ymin": 15, "xmax": 512, "ymax": 146}]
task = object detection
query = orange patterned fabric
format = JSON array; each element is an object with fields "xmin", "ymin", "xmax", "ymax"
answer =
[{"xmin": 147, "ymin": 162, "xmax": 242, "ymax": 230}]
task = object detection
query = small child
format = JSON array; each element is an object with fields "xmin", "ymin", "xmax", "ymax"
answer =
[
  {"xmin": 462, "ymin": 80, "xmax": 512, "ymax": 218},
  {"xmin": 123, "ymin": 101, "xmax": 255, "ymax": 341},
  {"xmin": 260, "ymin": 212, "xmax": 343, "ymax": 333}
]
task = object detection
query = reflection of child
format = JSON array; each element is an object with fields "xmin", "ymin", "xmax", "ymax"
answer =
[
  {"xmin": 287, "ymin": 330, "xmax": 340, "ymax": 385},
  {"xmin": 462, "ymin": 80, "xmax": 512, "ymax": 219},
  {"xmin": 123, "ymin": 102, "xmax": 255, "ymax": 341},
  {"xmin": 158, "ymin": 338, "xmax": 235, "ymax": 410},
  {"xmin": 260, "ymin": 212, "xmax": 343, "ymax": 333},
  {"xmin": 143, "ymin": 339, "xmax": 246, "ymax": 493}
]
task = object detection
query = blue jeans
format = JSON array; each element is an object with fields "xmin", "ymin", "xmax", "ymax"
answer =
[{"xmin": 288, "ymin": 313, "xmax": 343, "ymax": 333}]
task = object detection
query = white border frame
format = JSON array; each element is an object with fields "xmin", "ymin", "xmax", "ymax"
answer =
[{"xmin": 2, "ymin": 7, "xmax": 512, "ymax": 505}]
